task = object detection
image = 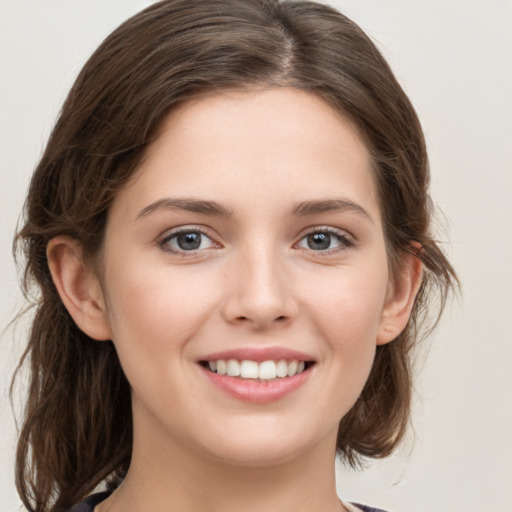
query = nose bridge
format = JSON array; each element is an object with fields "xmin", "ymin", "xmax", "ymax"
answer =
[{"xmin": 222, "ymin": 236, "xmax": 296, "ymax": 329}]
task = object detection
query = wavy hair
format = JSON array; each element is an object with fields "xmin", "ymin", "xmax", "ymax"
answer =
[{"xmin": 12, "ymin": 1, "xmax": 457, "ymax": 510}]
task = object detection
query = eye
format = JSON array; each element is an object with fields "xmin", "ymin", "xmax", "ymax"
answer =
[
  {"xmin": 296, "ymin": 229, "xmax": 354, "ymax": 252},
  {"xmin": 160, "ymin": 229, "xmax": 217, "ymax": 253}
]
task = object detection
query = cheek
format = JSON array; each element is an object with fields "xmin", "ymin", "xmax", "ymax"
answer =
[
  {"xmin": 297, "ymin": 259, "xmax": 389, "ymax": 396},
  {"xmin": 301, "ymin": 262, "xmax": 389, "ymax": 343},
  {"xmin": 101, "ymin": 260, "xmax": 219, "ymax": 369}
]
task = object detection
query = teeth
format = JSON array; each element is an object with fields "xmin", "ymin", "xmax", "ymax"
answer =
[
  {"xmin": 287, "ymin": 360, "xmax": 298, "ymax": 377},
  {"xmin": 226, "ymin": 359, "xmax": 240, "ymax": 377},
  {"xmin": 216, "ymin": 360, "xmax": 227, "ymax": 375},
  {"xmin": 259, "ymin": 360, "xmax": 277, "ymax": 379},
  {"xmin": 206, "ymin": 359, "xmax": 310, "ymax": 380},
  {"xmin": 276, "ymin": 360, "xmax": 288, "ymax": 378},
  {"xmin": 240, "ymin": 360, "xmax": 259, "ymax": 378}
]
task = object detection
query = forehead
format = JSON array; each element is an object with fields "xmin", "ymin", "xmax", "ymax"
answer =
[{"xmin": 111, "ymin": 87, "xmax": 380, "ymax": 224}]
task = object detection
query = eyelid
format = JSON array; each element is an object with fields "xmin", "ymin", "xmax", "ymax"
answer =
[{"xmin": 306, "ymin": 225, "xmax": 354, "ymax": 237}]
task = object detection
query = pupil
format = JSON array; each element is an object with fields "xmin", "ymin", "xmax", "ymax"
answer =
[
  {"xmin": 177, "ymin": 232, "xmax": 201, "ymax": 250},
  {"xmin": 308, "ymin": 232, "xmax": 330, "ymax": 250}
]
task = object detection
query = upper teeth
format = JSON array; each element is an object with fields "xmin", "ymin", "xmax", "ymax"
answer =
[{"xmin": 207, "ymin": 359, "xmax": 307, "ymax": 380}]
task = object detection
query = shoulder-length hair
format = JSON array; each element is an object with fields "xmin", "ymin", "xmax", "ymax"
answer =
[{"xmin": 13, "ymin": 1, "xmax": 457, "ymax": 511}]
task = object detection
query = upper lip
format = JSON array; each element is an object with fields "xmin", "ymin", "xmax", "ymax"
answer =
[{"xmin": 199, "ymin": 346, "xmax": 315, "ymax": 363}]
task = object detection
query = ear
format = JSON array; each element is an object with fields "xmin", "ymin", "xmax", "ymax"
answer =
[
  {"xmin": 377, "ymin": 248, "xmax": 423, "ymax": 346},
  {"xmin": 47, "ymin": 236, "xmax": 112, "ymax": 341}
]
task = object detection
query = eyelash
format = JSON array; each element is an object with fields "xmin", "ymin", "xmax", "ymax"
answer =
[{"xmin": 158, "ymin": 226, "xmax": 355, "ymax": 255}]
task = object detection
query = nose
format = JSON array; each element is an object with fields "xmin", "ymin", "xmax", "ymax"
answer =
[{"xmin": 221, "ymin": 245, "xmax": 298, "ymax": 331}]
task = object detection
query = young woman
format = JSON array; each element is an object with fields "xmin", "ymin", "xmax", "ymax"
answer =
[{"xmin": 12, "ymin": 1, "xmax": 456, "ymax": 511}]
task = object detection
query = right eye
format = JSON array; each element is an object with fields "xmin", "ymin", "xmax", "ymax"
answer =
[{"xmin": 160, "ymin": 229, "xmax": 217, "ymax": 254}]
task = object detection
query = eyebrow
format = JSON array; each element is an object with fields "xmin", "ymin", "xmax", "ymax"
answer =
[
  {"xmin": 136, "ymin": 198, "xmax": 233, "ymax": 219},
  {"xmin": 290, "ymin": 198, "xmax": 373, "ymax": 222},
  {"xmin": 136, "ymin": 196, "xmax": 372, "ymax": 222}
]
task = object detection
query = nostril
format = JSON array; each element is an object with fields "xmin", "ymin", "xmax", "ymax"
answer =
[{"xmin": 276, "ymin": 316, "xmax": 286, "ymax": 321}]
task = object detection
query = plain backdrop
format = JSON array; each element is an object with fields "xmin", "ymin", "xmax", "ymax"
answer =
[{"xmin": 1, "ymin": 1, "xmax": 511, "ymax": 511}]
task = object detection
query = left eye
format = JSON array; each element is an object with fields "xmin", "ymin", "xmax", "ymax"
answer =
[
  {"xmin": 161, "ymin": 230, "xmax": 215, "ymax": 252},
  {"xmin": 297, "ymin": 230, "xmax": 352, "ymax": 251}
]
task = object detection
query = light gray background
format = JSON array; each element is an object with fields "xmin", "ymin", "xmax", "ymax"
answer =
[{"xmin": 1, "ymin": 1, "xmax": 511, "ymax": 511}]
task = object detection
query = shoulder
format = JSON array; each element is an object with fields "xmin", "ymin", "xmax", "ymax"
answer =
[{"xmin": 68, "ymin": 491, "xmax": 111, "ymax": 512}]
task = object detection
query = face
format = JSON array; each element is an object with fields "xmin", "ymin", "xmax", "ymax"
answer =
[{"xmin": 95, "ymin": 88, "xmax": 397, "ymax": 467}]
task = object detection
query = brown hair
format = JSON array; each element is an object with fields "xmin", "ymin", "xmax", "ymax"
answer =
[{"xmin": 12, "ymin": 1, "xmax": 457, "ymax": 510}]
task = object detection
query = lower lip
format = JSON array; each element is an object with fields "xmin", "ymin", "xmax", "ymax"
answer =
[{"xmin": 200, "ymin": 366, "xmax": 312, "ymax": 403}]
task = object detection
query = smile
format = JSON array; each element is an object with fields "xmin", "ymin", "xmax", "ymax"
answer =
[
  {"xmin": 202, "ymin": 359, "xmax": 313, "ymax": 380},
  {"xmin": 198, "ymin": 348, "xmax": 316, "ymax": 403}
]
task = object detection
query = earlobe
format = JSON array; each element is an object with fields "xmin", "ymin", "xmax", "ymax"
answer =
[
  {"xmin": 377, "ymin": 250, "xmax": 423, "ymax": 346},
  {"xmin": 47, "ymin": 236, "xmax": 112, "ymax": 341}
]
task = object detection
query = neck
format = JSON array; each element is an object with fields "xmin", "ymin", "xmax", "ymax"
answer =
[{"xmin": 99, "ymin": 418, "xmax": 344, "ymax": 512}]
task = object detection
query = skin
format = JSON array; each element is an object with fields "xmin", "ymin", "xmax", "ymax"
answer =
[{"xmin": 48, "ymin": 87, "xmax": 421, "ymax": 512}]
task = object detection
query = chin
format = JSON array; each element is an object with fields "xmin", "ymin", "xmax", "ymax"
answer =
[
  {"xmin": 193, "ymin": 420, "xmax": 335, "ymax": 468},
  {"xmin": 206, "ymin": 441, "xmax": 310, "ymax": 468}
]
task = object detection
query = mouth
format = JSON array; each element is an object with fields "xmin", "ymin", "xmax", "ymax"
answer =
[
  {"xmin": 197, "ymin": 347, "xmax": 316, "ymax": 402},
  {"xmin": 199, "ymin": 358, "xmax": 316, "ymax": 381}
]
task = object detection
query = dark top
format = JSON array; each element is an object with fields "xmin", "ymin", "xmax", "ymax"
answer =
[
  {"xmin": 353, "ymin": 505, "xmax": 390, "ymax": 512},
  {"xmin": 69, "ymin": 492, "xmax": 111, "ymax": 512},
  {"xmin": 68, "ymin": 492, "xmax": 389, "ymax": 512}
]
